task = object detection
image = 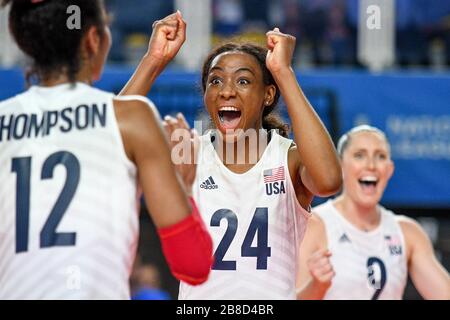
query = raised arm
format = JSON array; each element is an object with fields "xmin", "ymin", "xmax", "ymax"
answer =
[
  {"xmin": 265, "ymin": 28, "xmax": 342, "ymax": 201},
  {"xmin": 119, "ymin": 11, "xmax": 186, "ymax": 96},
  {"xmin": 114, "ymin": 97, "xmax": 212, "ymax": 285},
  {"xmin": 296, "ymin": 214, "xmax": 334, "ymax": 299},
  {"xmin": 400, "ymin": 217, "xmax": 450, "ymax": 299}
]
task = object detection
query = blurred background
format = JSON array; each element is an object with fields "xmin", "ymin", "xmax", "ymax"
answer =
[{"xmin": 1, "ymin": 0, "xmax": 449, "ymax": 300}]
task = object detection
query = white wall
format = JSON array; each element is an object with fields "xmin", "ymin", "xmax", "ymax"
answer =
[
  {"xmin": 0, "ymin": 5, "xmax": 23, "ymax": 67},
  {"xmin": 174, "ymin": 0, "xmax": 212, "ymax": 71},
  {"xmin": 358, "ymin": 0, "xmax": 395, "ymax": 72}
]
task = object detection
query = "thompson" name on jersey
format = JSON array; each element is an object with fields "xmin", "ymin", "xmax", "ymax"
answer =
[{"xmin": 0, "ymin": 103, "xmax": 107, "ymax": 142}]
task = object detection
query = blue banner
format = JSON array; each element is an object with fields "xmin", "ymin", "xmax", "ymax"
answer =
[
  {"xmin": 1, "ymin": 68, "xmax": 449, "ymax": 207},
  {"xmin": 295, "ymin": 70, "xmax": 450, "ymax": 207}
]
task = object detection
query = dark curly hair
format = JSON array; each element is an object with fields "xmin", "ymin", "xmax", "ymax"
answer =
[
  {"xmin": 201, "ymin": 42, "xmax": 289, "ymax": 138},
  {"xmin": 1, "ymin": 0, "xmax": 106, "ymax": 83}
]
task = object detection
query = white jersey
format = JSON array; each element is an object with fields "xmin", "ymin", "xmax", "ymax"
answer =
[
  {"xmin": 314, "ymin": 200, "xmax": 408, "ymax": 300},
  {"xmin": 0, "ymin": 83, "xmax": 140, "ymax": 299},
  {"xmin": 179, "ymin": 131, "xmax": 311, "ymax": 300}
]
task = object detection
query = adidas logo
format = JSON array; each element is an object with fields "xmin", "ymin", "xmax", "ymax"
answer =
[
  {"xmin": 200, "ymin": 176, "xmax": 218, "ymax": 190},
  {"xmin": 339, "ymin": 233, "xmax": 351, "ymax": 243}
]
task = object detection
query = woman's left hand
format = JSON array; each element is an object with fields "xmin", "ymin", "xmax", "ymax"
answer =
[
  {"xmin": 162, "ymin": 113, "xmax": 199, "ymax": 196},
  {"xmin": 146, "ymin": 11, "xmax": 187, "ymax": 68},
  {"xmin": 266, "ymin": 28, "xmax": 296, "ymax": 75}
]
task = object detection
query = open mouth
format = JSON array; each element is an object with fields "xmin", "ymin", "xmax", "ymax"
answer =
[
  {"xmin": 218, "ymin": 106, "xmax": 242, "ymax": 130},
  {"xmin": 358, "ymin": 176, "xmax": 378, "ymax": 193}
]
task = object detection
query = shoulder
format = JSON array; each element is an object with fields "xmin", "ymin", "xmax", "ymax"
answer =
[
  {"xmin": 396, "ymin": 215, "xmax": 432, "ymax": 255},
  {"xmin": 309, "ymin": 202, "xmax": 332, "ymax": 233},
  {"xmin": 307, "ymin": 213, "xmax": 326, "ymax": 233},
  {"xmin": 287, "ymin": 145, "xmax": 300, "ymax": 169},
  {"xmin": 287, "ymin": 145, "xmax": 314, "ymax": 207},
  {"xmin": 396, "ymin": 215, "xmax": 424, "ymax": 236},
  {"xmin": 311, "ymin": 201, "xmax": 339, "ymax": 238},
  {"xmin": 113, "ymin": 95, "xmax": 161, "ymax": 129},
  {"xmin": 276, "ymin": 132, "xmax": 294, "ymax": 146},
  {"xmin": 114, "ymin": 95, "xmax": 159, "ymax": 117},
  {"xmin": 0, "ymin": 98, "xmax": 15, "ymax": 112},
  {"xmin": 397, "ymin": 215, "xmax": 428, "ymax": 240},
  {"xmin": 268, "ymin": 131, "xmax": 294, "ymax": 155},
  {"xmin": 300, "ymin": 212, "xmax": 328, "ymax": 251},
  {"xmin": 0, "ymin": 91, "xmax": 27, "ymax": 111},
  {"xmin": 304, "ymin": 210, "xmax": 327, "ymax": 241},
  {"xmin": 287, "ymin": 145, "xmax": 300, "ymax": 173},
  {"xmin": 113, "ymin": 96, "xmax": 164, "ymax": 161}
]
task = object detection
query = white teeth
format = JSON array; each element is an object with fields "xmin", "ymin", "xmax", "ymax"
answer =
[
  {"xmin": 360, "ymin": 176, "xmax": 378, "ymax": 182},
  {"xmin": 219, "ymin": 106, "xmax": 239, "ymax": 112}
]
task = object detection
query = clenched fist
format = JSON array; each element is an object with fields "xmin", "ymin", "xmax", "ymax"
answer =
[
  {"xmin": 146, "ymin": 11, "xmax": 186, "ymax": 68},
  {"xmin": 307, "ymin": 248, "xmax": 335, "ymax": 290}
]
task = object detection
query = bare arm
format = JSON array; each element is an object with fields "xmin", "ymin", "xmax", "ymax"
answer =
[
  {"xmin": 114, "ymin": 97, "xmax": 212, "ymax": 285},
  {"xmin": 114, "ymin": 98, "xmax": 191, "ymax": 227},
  {"xmin": 296, "ymin": 214, "xmax": 334, "ymax": 299},
  {"xmin": 266, "ymin": 29, "xmax": 342, "ymax": 199},
  {"xmin": 120, "ymin": 11, "xmax": 186, "ymax": 97},
  {"xmin": 400, "ymin": 217, "xmax": 450, "ymax": 299},
  {"xmin": 119, "ymin": 56, "xmax": 166, "ymax": 97},
  {"xmin": 117, "ymin": 11, "xmax": 192, "ymax": 220}
]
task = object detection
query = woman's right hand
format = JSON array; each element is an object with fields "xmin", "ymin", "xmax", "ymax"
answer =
[
  {"xmin": 162, "ymin": 113, "xmax": 199, "ymax": 196},
  {"xmin": 307, "ymin": 248, "xmax": 335, "ymax": 290}
]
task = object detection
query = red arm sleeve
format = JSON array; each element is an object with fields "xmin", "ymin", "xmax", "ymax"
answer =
[{"xmin": 157, "ymin": 197, "xmax": 214, "ymax": 285}]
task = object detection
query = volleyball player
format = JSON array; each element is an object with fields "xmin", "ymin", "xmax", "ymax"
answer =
[
  {"xmin": 296, "ymin": 125, "xmax": 450, "ymax": 299},
  {"xmin": 0, "ymin": 0, "xmax": 212, "ymax": 299},
  {"xmin": 123, "ymin": 20, "xmax": 342, "ymax": 299}
]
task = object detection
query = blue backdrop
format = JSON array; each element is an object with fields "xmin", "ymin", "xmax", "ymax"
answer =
[{"xmin": 1, "ymin": 67, "xmax": 449, "ymax": 208}]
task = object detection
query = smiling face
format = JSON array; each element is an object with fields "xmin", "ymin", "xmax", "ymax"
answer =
[
  {"xmin": 203, "ymin": 51, "xmax": 276, "ymax": 142},
  {"xmin": 341, "ymin": 131, "xmax": 394, "ymax": 209}
]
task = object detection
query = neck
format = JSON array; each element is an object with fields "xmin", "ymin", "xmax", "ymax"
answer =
[
  {"xmin": 333, "ymin": 194, "xmax": 381, "ymax": 232},
  {"xmin": 38, "ymin": 63, "xmax": 93, "ymax": 87},
  {"xmin": 214, "ymin": 127, "xmax": 268, "ymax": 167}
]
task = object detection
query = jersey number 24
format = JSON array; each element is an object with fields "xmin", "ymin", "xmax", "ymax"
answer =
[{"xmin": 211, "ymin": 208, "xmax": 271, "ymax": 270}]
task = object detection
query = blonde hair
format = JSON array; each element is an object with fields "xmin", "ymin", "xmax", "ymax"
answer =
[{"xmin": 337, "ymin": 125, "xmax": 390, "ymax": 157}]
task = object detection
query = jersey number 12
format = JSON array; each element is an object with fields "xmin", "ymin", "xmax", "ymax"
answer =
[{"xmin": 12, "ymin": 151, "xmax": 79, "ymax": 253}]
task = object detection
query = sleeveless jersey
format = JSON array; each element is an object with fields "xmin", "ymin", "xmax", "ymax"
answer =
[
  {"xmin": 314, "ymin": 200, "xmax": 408, "ymax": 300},
  {"xmin": 0, "ymin": 83, "xmax": 141, "ymax": 299},
  {"xmin": 179, "ymin": 131, "xmax": 311, "ymax": 299}
]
